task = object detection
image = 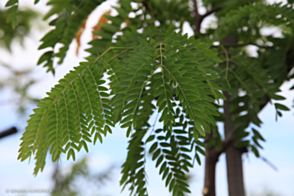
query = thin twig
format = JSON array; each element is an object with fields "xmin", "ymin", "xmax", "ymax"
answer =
[
  {"xmin": 94, "ymin": 47, "xmax": 133, "ymax": 63},
  {"xmin": 260, "ymin": 156, "xmax": 278, "ymax": 171},
  {"xmin": 107, "ymin": 49, "xmax": 131, "ymax": 63},
  {"xmin": 149, "ymin": 113, "xmax": 159, "ymax": 137},
  {"xmin": 220, "ymin": 45, "xmax": 231, "ymax": 89},
  {"xmin": 213, "ymin": 42, "xmax": 271, "ymax": 48}
]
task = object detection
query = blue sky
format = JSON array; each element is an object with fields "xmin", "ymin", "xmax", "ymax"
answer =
[{"xmin": 0, "ymin": 0, "xmax": 293, "ymax": 196}]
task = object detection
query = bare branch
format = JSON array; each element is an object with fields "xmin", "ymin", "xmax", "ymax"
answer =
[
  {"xmin": 202, "ymin": 6, "xmax": 222, "ymax": 19},
  {"xmin": 0, "ymin": 127, "xmax": 17, "ymax": 139},
  {"xmin": 193, "ymin": 1, "xmax": 222, "ymax": 34}
]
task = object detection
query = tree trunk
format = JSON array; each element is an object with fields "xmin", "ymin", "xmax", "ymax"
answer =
[
  {"xmin": 202, "ymin": 35, "xmax": 245, "ymax": 196},
  {"xmin": 202, "ymin": 144, "xmax": 218, "ymax": 196},
  {"xmin": 222, "ymin": 34, "xmax": 245, "ymax": 196},
  {"xmin": 224, "ymin": 92, "xmax": 245, "ymax": 196}
]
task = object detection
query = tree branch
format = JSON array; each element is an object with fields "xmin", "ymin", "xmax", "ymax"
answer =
[
  {"xmin": 192, "ymin": 0, "xmax": 200, "ymax": 17},
  {"xmin": 142, "ymin": 0, "xmax": 151, "ymax": 12},
  {"xmin": 217, "ymin": 133, "xmax": 233, "ymax": 156},
  {"xmin": 193, "ymin": 0, "xmax": 222, "ymax": 34},
  {"xmin": 259, "ymin": 94, "xmax": 271, "ymax": 111},
  {"xmin": 202, "ymin": 6, "xmax": 222, "ymax": 19},
  {"xmin": 0, "ymin": 127, "xmax": 17, "ymax": 139},
  {"xmin": 215, "ymin": 42, "xmax": 271, "ymax": 49},
  {"xmin": 192, "ymin": 0, "xmax": 201, "ymax": 33}
]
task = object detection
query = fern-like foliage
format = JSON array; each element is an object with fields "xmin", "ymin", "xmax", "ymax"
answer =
[
  {"xmin": 14, "ymin": 0, "xmax": 294, "ymax": 195},
  {"xmin": 18, "ymin": 30, "xmax": 223, "ymax": 195}
]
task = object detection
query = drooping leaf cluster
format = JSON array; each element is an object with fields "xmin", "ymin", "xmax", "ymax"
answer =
[
  {"xmin": 18, "ymin": 27, "xmax": 223, "ymax": 195},
  {"xmin": 1, "ymin": 5, "xmax": 41, "ymax": 116}
]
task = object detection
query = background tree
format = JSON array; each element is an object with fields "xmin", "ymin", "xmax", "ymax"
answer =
[
  {"xmin": 0, "ymin": 7, "xmax": 40, "ymax": 115},
  {"xmin": 4, "ymin": 0, "xmax": 294, "ymax": 196},
  {"xmin": 1, "ymin": 4, "xmax": 115, "ymax": 196},
  {"xmin": 0, "ymin": 4, "xmax": 41, "ymax": 140},
  {"xmin": 51, "ymin": 157, "xmax": 114, "ymax": 196}
]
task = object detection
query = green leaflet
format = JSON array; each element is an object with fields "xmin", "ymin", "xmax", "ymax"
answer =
[{"xmin": 275, "ymin": 103, "xmax": 290, "ymax": 111}]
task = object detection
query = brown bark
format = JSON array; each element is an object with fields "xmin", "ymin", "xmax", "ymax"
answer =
[
  {"xmin": 192, "ymin": 0, "xmax": 201, "ymax": 33},
  {"xmin": 0, "ymin": 127, "xmax": 17, "ymax": 138},
  {"xmin": 191, "ymin": 2, "xmax": 247, "ymax": 195},
  {"xmin": 222, "ymin": 34, "xmax": 246, "ymax": 196},
  {"xmin": 202, "ymin": 134, "xmax": 219, "ymax": 196},
  {"xmin": 224, "ymin": 92, "xmax": 246, "ymax": 196},
  {"xmin": 202, "ymin": 149, "xmax": 217, "ymax": 196},
  {"xmin": 202, "ymin": 34, "xmax": 245, "ymax": 196}
]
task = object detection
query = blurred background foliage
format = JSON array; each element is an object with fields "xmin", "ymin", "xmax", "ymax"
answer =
[
  {"xmin": 0, "ymin": 8, "xmax": 38, "ymax": 51},
  {"xmin": 0, "ymin": 5, "xmax": 114, "ymax": 196},
  {"xmin": 51, "ymin": 157, "xmax": 114, "ymax": 196},
  {"xmin": 0, "ymin": 7, "xmax": 40, "ymax": 115}
]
